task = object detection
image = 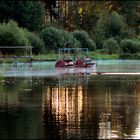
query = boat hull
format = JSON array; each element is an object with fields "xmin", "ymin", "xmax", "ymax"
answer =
[
  {"xmin": 55, "ymin": 60, "xmax": 75, "ymax": 67},
  {"xmin": 55, "ymin": 61, "xmax": 96, "ymax": 67}
]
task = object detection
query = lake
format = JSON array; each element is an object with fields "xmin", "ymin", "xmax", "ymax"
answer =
[{"xmin": 0, "ymin": 60, "xmax": 140, "ymax": 139}]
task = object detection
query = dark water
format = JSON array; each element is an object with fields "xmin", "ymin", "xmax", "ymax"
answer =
[{"xmin": 0, "ymin": 60, "xmax": 140, "ymax": 139}]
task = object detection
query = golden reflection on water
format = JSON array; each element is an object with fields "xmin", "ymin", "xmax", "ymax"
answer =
[
  {"xmin": 42, "ymin": 75, "xmax": 140, "ymax": 139},
  {"xmin": 42, "ymin": 75, "xmax": 87, "ymax": 138}
]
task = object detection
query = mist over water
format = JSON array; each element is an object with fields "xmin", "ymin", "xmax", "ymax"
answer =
[
  {"xmin": 0, "ymin": 60, "xmax": 140, "ymax": 77},
  {"xmin": 0, "ymin": 60, "xmax": 140, "ymax": 139}
]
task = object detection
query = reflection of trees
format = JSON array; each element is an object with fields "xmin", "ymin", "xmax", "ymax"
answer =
[
  {"xmin": 42, "ymin": 74, "xmax": 94, "ymax": 139},
  {"xmin": 0, "ymin": 77, "xmax": 25, "ymax": 107},
  {"xmin": 42, "ymin": 74, "xmax": 102, "ymax": 139},
  {"xmin": 42, "ymin": 75, "xmax": 140, "ymax": 139},
  {"xmin": 88, "ymin": 75, "xmax": 140, "ymax": 139},
  {"xmin": 0, "ymin": 77, "xmax": 44, "ymax": 139}
]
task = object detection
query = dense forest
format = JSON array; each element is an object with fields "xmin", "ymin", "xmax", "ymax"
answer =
[{"xmin": 0, "ymin": 0, "xmax": 140, "ymax": 59}]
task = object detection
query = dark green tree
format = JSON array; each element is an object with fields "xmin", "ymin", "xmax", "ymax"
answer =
[
  {"xmin": 120, "ymin": 1, "xmax": 140, "ymax": 35},
  {"xmin": 0, "ymin": 0, "xmax": 45, "ymax": 32},
  {"xmin": 0, "ymin": 20, "xmax": 29, "ymax": 55},
  {"xmin": 40, "ymin": 27, "xmax": 79, "ymax": 52},
  {"xmin": 94, "ymin": 11, "xmax": 128, "ymax": 49},
  {"xmin": 0, "ymin": 20, "xmax": 29, "ymax": 46},
  {"xmin": 24, "ymin": 29, "xmax": 45, "ymax": 55},
  {"xmin": 72, "ymin": 30, "xmax": 96, "ymax": 51},
  {"xmin": 105, "ymin": 11, "xmax": 128, "ymax": 40},
  {"xmin": 94, "ymin": 11, "xmax": 108, "ymax": 49}
]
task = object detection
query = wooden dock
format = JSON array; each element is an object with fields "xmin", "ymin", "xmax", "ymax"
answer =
[
  {"xmin": 0, "ymin": 56, "xmax": 33, "ymax": 67},
  {"xmin": 0, "ymin": 46, "xmax": 33, "ymax": 67},
  {"xmin": 90, "ymin": 72, "xmax": 140, "ymax": 75}
]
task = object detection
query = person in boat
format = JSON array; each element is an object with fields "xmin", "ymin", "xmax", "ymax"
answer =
[{"xmin": 84, "ymin": 56, "xmax": 91, "ymax": 61}]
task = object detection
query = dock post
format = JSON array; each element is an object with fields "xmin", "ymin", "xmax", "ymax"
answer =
[
  {"xmin": 29, "ymin": 57, "xmax": 32, "ymax": 67},
  {"xmin": 13, "ymin": 55, "xmax": 17, "ymax": 67},
  {"xmin": 29, "ymin": 46, "xmax": 33, "ymax": 67}
]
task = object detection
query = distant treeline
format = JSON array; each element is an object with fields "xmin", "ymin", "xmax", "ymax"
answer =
[{"xmin": 0, "ymin": 0, "xmax": 139, "ymax": 59}]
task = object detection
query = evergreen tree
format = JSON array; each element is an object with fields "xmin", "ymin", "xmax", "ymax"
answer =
[
  {"xmin": 121, "ymin": 1, "xmax": 140, "ymax": 32},
  {"xmin": 0, "ymin": 0, "xmax": 45, "ymax": 32},
  {"xmin": 105, "ymin": 11, "xmax": 128, "ymax": 40}
]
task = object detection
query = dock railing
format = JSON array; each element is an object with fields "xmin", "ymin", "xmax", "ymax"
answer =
[{"xmin": 0, "ymin": 46, "xmax": 33, "ymax": 67}]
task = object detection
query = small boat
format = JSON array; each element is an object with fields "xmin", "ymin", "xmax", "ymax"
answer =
[
  {"xmin": 55, "ymin": 48, "xmax": 96, "ymax": 68},
  {"xmin": 55, "ymin": 58, "xmax": 75, "ymax": 67},
  {"xmin": 75, "ymin": 57, "xmax": 95, "ymax": 67}
]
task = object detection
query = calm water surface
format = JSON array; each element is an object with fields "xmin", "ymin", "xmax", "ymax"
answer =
[{"xmin": 0, "ymin": 60, "xmax": 140, "ymax": 139}]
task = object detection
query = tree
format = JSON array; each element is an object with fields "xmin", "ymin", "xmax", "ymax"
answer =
[
  {"xmin": 40, "ymin": 27, "xmax": 79, "ymax": 52},
  {"xmin": 0, "ymin": 0, "xmax": 45, "ymax": 32},
  {"xmin": 94, "ymin": 11, "xmax": 128, "ymax": 49},
  {"xmin": 94, "ymin": 10, "xmax": 109, "ymax": 49},
  {"xmin": 0, "ymin": 20, "xmax": 45, "ymax": 55},
  {"xmin": 0, "ymin": 20, "xmax": 29, "ymax": 55},
  {"xmin": 24, "ymin": 30, "xmax": 45, "ymax": 55},
  {"xmin": 105, "ymin": 11, "xmax": 128, "ymax": 39},
  {"xmin": 43, "ymin": 0, "xmax": 57, "ymax": 22},
  {"xmin": 0, "ymin": 20, "xmax": 28, "ymax": 46},
  {"xmin": 72, "ymin": 30, "xmax": 96, "ymax": 51},
  {"xmin": 120, "ymin": 1, "xmax": 140, "ymax": 34}
]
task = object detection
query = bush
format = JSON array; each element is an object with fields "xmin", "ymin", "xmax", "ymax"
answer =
[
  {"xmin": 103, "ymin": 38, "xmax": 120, "ymax": 54},
  {"xmin": 120, "ymin": 39, "xmax": 140, "ymax": 54},
  {"xmin": 40, "ymin": 27, "xmax": 79, "ymax": 52},
  {"xmin": 0, "ymin": 20, "xmax": 29, "ymax": 55},
  {"xmin": 24, "ymin": 30, "xmax": 45, "ymax": 55},
  {"xmin": 119, "ymin": 53, "xmax": 140, "ymax": 59},
  {"xmin": 72, "ymin": 30, "xmax": 96, "ymax": 51}
]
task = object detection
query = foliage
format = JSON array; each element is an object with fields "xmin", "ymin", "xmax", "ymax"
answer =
[
  {"xmin": 33, "ymin": 54, "xmax": 57, "ymax": 61},
  {"xmin": 0, "ymin": 1, "xmax": 139, "ymax": 57},
  {"xmin": 54, "ymin": 1, "xmax": 139, "ymax": 40},
  {"xmin": 103, "ymin": 38, "xmax": 120, "ymax": 54},
  {"xmin": 94, "ymin": 11, "xmax": 108, "ymax": 49},
  {"xmin": 105, "ymin": 11, "xmax": 128, "ymax": 39},
  {"xmin": 90, "ymin": 52, "xmax": 119, "ymax": 60},
  {"xmin": 119, "ymin": 53, "xmax": 140, "ymax": 60},
  {"xmin": 0, "ymin": 0, "xmax": 45, "ymax": 32},
  {"xmin": 72, "ymin": 30, "xmax": 96, "ymax": 51},
  {"xmin": 40, "ymin": 27, "xmax": 79, "ymax": 52},
  {"xmin": 24, "ymin": 30, "xmax": 45, "ymax": 55},
  {"xmin": 120, "ymin": 39, "xmax": 140, "ymax": 54},
  {"xmin": 44, "ymin": 0, "xmax": 57, "ymax": 21},
  {"xmin": 120, "ymin": 1, "xmax": 140, "ymax": 35},
  {"xmin": 0, "ymin": 20, "xmax": 29, "ymax": 55},
  {"xmin": 33, "ymin": 52, "xmax": 119, "ymax": 60},
  {"xmin": 94, "ymin": 11, "xmax": 128, "ymax": 49},
  {"xmin": 57, "ymin": 1, "xmax": 107, "ymax": 32},
  {"xmin": 0, "ymin": 20, "xmax": 45, "ymax": 55},
  {"xmin": 0, "ymin": 20, "xmax": 28, "ymax": 46}
]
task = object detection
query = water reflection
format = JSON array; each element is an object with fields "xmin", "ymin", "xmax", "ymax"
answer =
[
  {"xmin": 0, "ymin": 77, "xmax": 44, "ymax": 139},
  {"xmin": 42, "ymin": 74, "xmax": 88, "ymax": 139},
  {"xmin": 0, "ymin": 73, "xmax": 140, "ymax": 139},
  {"xmin": 42, "ymin": 75, "xmax": 140, "ymax": 139}
]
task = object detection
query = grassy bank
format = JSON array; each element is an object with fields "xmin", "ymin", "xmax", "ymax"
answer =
[
  {"xmin": 0, "ymin": 52, "xmax": 119, "ymax": 63},
  {"xmin": 89, "ymin": 52, "xmax": 119, "ymax": 60},
  {"xmin": 33, "ymin": 52, "xmax": 119, "ymax": 61}
]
